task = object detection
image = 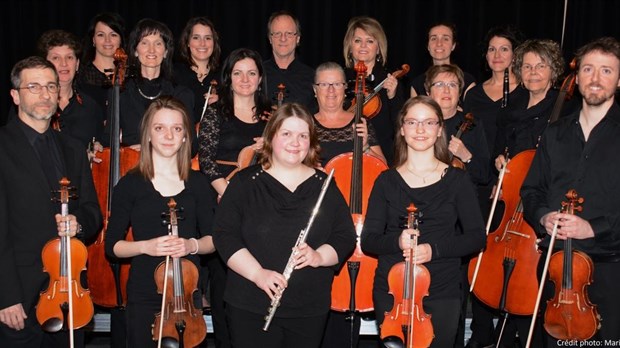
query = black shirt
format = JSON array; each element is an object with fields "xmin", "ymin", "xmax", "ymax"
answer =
[
  {"xmin": 212, "ymin": 166, "xmax": 356, "ymax": 317},
  {"xmin": 263, "ymin": 58, "xmax": 316, "ymax": 112},
  {"xmin": 521, "ymin": 102, "xmax": 620, "ymax": 257}
]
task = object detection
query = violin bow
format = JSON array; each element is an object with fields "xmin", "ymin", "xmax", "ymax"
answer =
[
  {"xmin": 200, "ymin": 80, "xmax": 217, "ymax": 124},
  {"xmin": 469, "ymin": 160, "xmax": 509, "ymax": 292}
]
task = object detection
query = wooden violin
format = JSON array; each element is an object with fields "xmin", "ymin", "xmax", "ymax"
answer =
[
  {"xmin": 544, "ymin": 190, "xmax": 600, "ymax": 341},
  {"xmin": 153, "ymin": 198, "xmax": 206, "ymax": 348},
  {"xmin": 37, "ymin": 178, "xmax": 94, "ymax": 347},
  {"xmin": 381, "ymin": 203, "xmax": 434, "ymax": 348},
  {"xmin": 449, "ymin": 112, "xmax": 475, "ymax": 169},
  {"xmin": 329, "ymin": 61, "xmax": 387, "ymax": 315},
  {"xmin": 347, "ymin": 64, "xmax": 410, "ymax": 119}
]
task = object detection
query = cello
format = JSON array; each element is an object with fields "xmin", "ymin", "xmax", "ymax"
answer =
[
  {"xmin": 153, "ymin": 198, "xmax": 206, "ymax": 348},
  {"xmin": 468, "ymin": 62, "xmax": 579, "ymax": 315},
  {"xmin": 328, "ymin": 61, "xmax": 387, "ymax": 316},
  {"xmin": 87, "ymin": 48, "xmax": 137, "ymax": 308},
  {"xmin": 37, "ymin": 177, "xmax": 94, "ymax": 347},
  {"xmin": 381, "ymin": 203, "xmax": 434, "ymax": 348},
  {"xmin": 347, "ymin": 64, "xmax": 409, "ymax": 119}
]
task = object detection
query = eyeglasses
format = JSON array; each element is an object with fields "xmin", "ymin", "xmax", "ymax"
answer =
[
  {"xmin": 270, "ymin": 32, "xmax": 297, "ymax": 39},
  {"xmin": 16, "ymin": 83, "xmax": 59, "ymax": 94},
  {"xmin": 521, "ymin": 63, "xmax": 548, "ymax": 73},
  {"xmin": 314, "ymin": 82, "xmax": 347, "ymax": 90},
  {"xmin": 403, "ymin": 118, "xmax": 440, "ymax": 128},
  {"xmin": 430, "ymin": 81, "xmax": 459, "ymax": 90}
]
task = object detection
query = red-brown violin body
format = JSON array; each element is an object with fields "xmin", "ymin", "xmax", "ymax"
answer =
[{"xmin": 381, "ymin": 203, "xmax": 434, "ymax": 348}]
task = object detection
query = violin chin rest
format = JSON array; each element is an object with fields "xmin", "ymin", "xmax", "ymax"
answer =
[
  {"xmin": 382, "ymin": 336, "xmax": 404, "ymax": 348},
  {"xmin": 41, "ymin": 317, "xmax": 63, "ymax": 333},
  {"xmin": 160, "ymin": 337, "xmax": 179, "ymax": 348}
]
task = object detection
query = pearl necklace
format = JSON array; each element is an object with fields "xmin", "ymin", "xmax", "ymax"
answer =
[{"xmin": 406, "ymin": 161, "xmax": 440, "ymax": 184}]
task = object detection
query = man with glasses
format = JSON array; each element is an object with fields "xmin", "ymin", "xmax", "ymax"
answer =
[
  {"xmin": 0, "ymin": 56, "xmax": 101, "ymax": 348},
  {"xmin": 263, "ymin": 11, "xmax": 316, "ymax": 112}
]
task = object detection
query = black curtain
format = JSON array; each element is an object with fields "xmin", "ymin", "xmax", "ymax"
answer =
[{"xmin": 2, "ymin": 0, "xmax": 619, "ymax": 126}]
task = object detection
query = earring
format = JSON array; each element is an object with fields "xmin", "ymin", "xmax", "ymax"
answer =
[{"xmin": 182, "ymin": 138, "xmax": 186, "ymax": 142}]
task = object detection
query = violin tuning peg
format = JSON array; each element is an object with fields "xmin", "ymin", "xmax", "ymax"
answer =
[{"xmin": 161, "ymin": 219, "xmax": 169, "ymax": 226}]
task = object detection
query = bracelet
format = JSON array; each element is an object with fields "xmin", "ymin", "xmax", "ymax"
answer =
[
  {"xmin": 464, "ymin": 156, "xmax": 472, "ymax": 164},
  {"xmin": 189, "ymin": 238, "xmax": 199, "ymax": 255}
]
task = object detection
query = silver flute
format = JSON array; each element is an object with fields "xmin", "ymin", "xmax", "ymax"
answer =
[{"xmin": 263, "ymin": 169, "xmax": 335, "ymax": 331}]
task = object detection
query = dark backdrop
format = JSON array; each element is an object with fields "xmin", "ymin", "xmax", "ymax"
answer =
[{"xmin": 2, "ymin": 0, "xmax": 619, "ymax": 126}]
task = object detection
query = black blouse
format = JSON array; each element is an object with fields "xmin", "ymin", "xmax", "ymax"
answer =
[
  {"xmin": 361, "ymin": 167, "xmax": 485, "ymax": 300},
  {"xmin": 314, "ymin": 115, "xmax": 380, "ymax": 167},
  {"xmin": 212, "ymin": 166, "xmax": 356, "ymax": 317}
]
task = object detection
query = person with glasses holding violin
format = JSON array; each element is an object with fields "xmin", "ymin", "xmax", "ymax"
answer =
[
  {"xmin": 343, "ymin": 16, "xmax": 405, "ymax": 166},
  {"xmin": 361, "ymin": 96, "xmax": 485, "ymax": 347},
  {"xmin": 263, "ymin": 11, "xmax": 316, "ymax": 112},
  {"xmin": 0, "ymin": 56, "xmax": 102, "ymax": 348}
]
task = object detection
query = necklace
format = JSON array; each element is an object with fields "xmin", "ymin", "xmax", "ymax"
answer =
[
  {"xmin": 406, "ymin": 161, "xmax": 440, "ymax": 184},
  {"xmin": 137, "ymin": 85, "xmax": 162, "ymax": 100}
]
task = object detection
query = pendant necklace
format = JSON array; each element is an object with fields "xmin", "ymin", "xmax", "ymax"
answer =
[{"xmin": 406, "ymin": 161, "xmax": 440, "ymax": 184}]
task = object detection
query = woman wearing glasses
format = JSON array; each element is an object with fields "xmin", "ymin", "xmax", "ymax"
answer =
[
  {"xmin": 313, "ymin": 62, "xmax": 385, "ymax": 167},
  {"xmin": 343, "ymin": 16, "xmax": 404, "ymax": 165},
  {"xmin": 361, "ymin": 96, "xmax": 485, "ymax": 347},
  {"xmin": 426, "ymin": 64, "xmax": 489, "ymax": 186}
]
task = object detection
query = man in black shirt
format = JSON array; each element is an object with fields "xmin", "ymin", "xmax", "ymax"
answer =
[
  {"xmin": 521, "ymin": 37, "xmax": 620, "ymax": 346},
  {"xmin": 0, "ymin": 56, "xmax": 101, "ymax": 348},
  {"xmin": 263, "ymin": 11, "xmax": 316, "ymax": 112}
]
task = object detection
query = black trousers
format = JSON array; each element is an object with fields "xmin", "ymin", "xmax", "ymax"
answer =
[{"xmin": 227, "ymin": 305, "xmax": 328, "ymax": 348}]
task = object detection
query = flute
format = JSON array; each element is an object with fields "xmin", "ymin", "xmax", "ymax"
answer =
[{"xmin": 263, "ymin": 169, "xmax": 335, "ymax": 331}]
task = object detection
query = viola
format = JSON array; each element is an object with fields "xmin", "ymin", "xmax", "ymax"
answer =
[
  {"xmin": 543, "ymin": 190, "xmax": 600, "ymax": 341},
  {"xmin": 37, "ymin": 178, "xmax": 94, "ymax": 347},
  {"xmin": 87, "ymin": 48, "xmax": 135, "ymax": 308},
  {"xmin": 347, "ymin": 64, "xmax": 410, "ymax": 119},
  {"xmin": 449, "ymin": 112, "xmax": 475, "ymax": 169},
  {"xmin": 381, "ymin": 203, "xmax": 434, "ymax": 348},
  {"xmin": 329, "ymin": 61, "xmax": 387, "ymax": 314},
  {"xmin": 153, "ymin": 199, "xmax": 206, "ymax": 348}
]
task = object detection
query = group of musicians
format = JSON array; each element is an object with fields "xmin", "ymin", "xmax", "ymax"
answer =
[{"xmin": 1, "ymin": 8, "xmax": 619, "ymax": 348}]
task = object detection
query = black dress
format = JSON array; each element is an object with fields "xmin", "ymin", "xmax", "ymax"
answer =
[
  {"xmin": 314, "ymin": 115, "xmax": 380, "ymax": 167},
  {"xmin": 361, "ymin": 167, "xmax": 485, "ymax": 347},
  {"xmin": 104, "ymin": 170, "xmax": 215, "ymax": 347},
  {"xmin": 174, "ymin": 63, "xmax": 220, "ymax": 125}
]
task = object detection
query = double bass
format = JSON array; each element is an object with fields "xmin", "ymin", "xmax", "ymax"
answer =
[
  {"xmin": 87, "ymin": 48, "xmax": 137, "ymax": 308},
  {"xmin": 37, "ymin": 178, "xmax": 94, "ymax": 347},
  {"xmin": 153, "ymin": 199, "xmax": 206, "ymax": 348},
  {"xmin": 381, "ymin": 203, "xmax": 434, "ymax": 348},
  {"xmin": 328, "ymin": 62, "xmax": 387, "ymax": 316}
]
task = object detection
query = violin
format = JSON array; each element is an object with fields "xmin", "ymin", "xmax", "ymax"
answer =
[
  {"xmin": 153, "ymin": 199, "xmax": 206, "ymax": 348},
  {"xmin": 329, "ymin": 61, "xmax": 387, "ymax": 315},
  {"xmin": 276, "ymin": 83, "xmax": 286, "ymax": 108},
  {"xmin": 347, "ymin": 64, "xmax": 410, "ymax": 118},
  {"xmin": 544, "ymin": 190, "xmax": 600, "ymax": 341},
  {"xmin": 381, "ymin": 203, "xmax": 434, "ymax": 348},
  {"xmin": 87, "ymin": 48, "xmax": 135, "ymax": 308},
  {"xmin": 37, "ymin": 178, "xmax": 94, "ymax": 347},
  {"xmin": 449, "ymin": 113, "xmax": 475, "ymax": 169}
]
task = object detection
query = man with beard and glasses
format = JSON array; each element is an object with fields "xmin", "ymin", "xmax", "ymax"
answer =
[
  {"xmin": 521, "ymin": 37, "xmax": 620, "ymax": 347},
  {"xmin": 0, "ymin": 56, "xmax": 101, "ymax": 348}
]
